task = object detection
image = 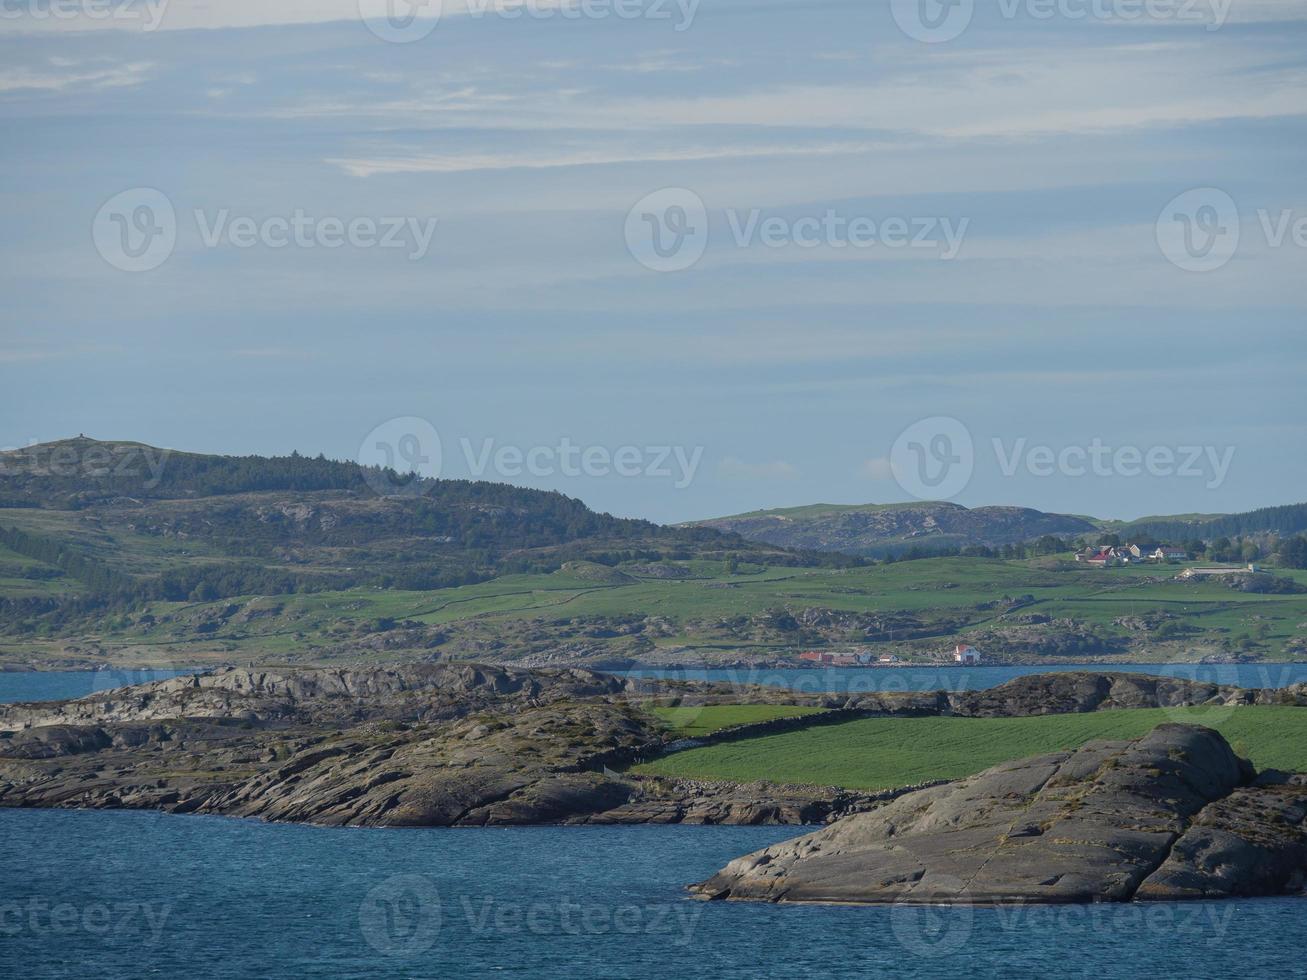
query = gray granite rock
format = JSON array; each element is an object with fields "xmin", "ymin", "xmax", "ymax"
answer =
[{"xmin": 691, "ymin": 725, "xmax": 1306, "ymax": 905}]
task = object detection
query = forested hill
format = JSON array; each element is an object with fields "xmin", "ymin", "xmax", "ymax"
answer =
[
  {"xmin": 0, "ymin": 437, "xmax": 451, "ymax": 507},
  {"xmin": 689, "ymin": 500, "xmax": 1307, "ymax": 558},
  {"xmin": 1114, "ymin": 504, "xmax": 1307, "ymax": 545},
  {"xmin": 687, "ymin": 502, "xmax": 1097, "ymax": 557},
  {"xmin": 0, "ymin": 438, "xmax": 822, "ymax": 606}
]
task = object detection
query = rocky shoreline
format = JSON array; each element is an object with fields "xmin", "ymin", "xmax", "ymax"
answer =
[
  {"xmin": 692, "ymin": 725, "xmax": 1307, "ymax": 905},
  {"xmin": 2, "ymin": 664, "xmax": 1307, "ymax": 903}
]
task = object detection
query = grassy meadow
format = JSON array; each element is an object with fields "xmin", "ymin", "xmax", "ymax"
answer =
[
  {"xmin": 631, "ymin": 706, "xmax": 1307, "ymax": 789},
  {"xmin": 2, "ymin": 535, "xmax": 1304, "ymax": 665},
  {"xmin": 651, "ymin": 704, "xmax": 828, "ymax": 738}
]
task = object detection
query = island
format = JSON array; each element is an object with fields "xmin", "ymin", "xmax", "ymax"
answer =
[{"xmin": 2, "ymin": 665, "xmax": 1306, "ymax": 904}]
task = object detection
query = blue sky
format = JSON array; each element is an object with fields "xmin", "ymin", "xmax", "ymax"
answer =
[{"xmin": 1, "ymin": 0, "xmax": 1305, "ymax": 523}]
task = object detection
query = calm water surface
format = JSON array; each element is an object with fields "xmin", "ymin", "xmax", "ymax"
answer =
[
  {"xmin": 3, "ymin": 664, "xmax": 1306, "ymax": 706},
  {"xmin": 0, "ymin": 669, "xmax": 195, "ymax": 704},
  {"xmin": 1, "ymin": 809, "xmax": 1304, "ymax": 979},
  {"xmin": 3, "ymin": 671, "xmax": 1306, "ymax": 976}
]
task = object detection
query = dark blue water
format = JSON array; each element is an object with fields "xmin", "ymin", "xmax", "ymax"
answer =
[
  {"xmin": 4, "ymin": 664, "xmax": 1305, "ymax": 707},
  {"xmin": 623, "ymin": 663, "xmax": 1307, "ymax": 696},
  {"xmin": 0, "ymin": 808, "xmax": 1302, "ymax": 978},
  {"xmin": 0, "ymin": 669, "xmax": 194, "ymax": 704}
]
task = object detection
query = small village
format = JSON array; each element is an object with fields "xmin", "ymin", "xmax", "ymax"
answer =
[
  {"xmin": 1074, "ymin": 543, "xmax": 1189, "ymax": 566},
  {"xmin": 1075, "ymin": 542, "xmax": 1262, "ymax": 578}
]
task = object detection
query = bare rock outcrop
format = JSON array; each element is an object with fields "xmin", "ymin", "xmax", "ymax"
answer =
[{"xmin": 692, "ymin": 725, "xmax": 1307, "ymax": 905}]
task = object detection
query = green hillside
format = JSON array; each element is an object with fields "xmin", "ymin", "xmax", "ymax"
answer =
[
  {"xmin": 687, "ymin": 501, "xmax": 1097, "ymax": 557},
  {"xmin": 3, "ymin": 440, "xmax": 1306, "ymax": 670},
  {"xmin": 5, "ymin": 552, "xmax": 1304, "ymax": 669}
]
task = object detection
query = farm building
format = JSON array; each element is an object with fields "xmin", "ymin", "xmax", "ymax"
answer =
[{"xmin": 1179, "ymin": 564, "xmax": 1258, "ymax": 579}]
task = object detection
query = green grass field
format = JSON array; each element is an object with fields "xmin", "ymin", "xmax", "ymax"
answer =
[
  {"xmin": 630, "ymin": 706, "xmax": 1307, "ymax": 789},
  {"xmin": 3, "ymin": 535, "xmax": 1304, "ymax": 664},
  {"xmin": 651, "ymin": 704, "xmax": 827, "ymax": 738}
]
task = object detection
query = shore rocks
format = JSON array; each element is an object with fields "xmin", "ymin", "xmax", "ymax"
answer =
[
  {"xmin": 946, "ymin": 671, "xmax": 1307, "ymax": 717},
  {"xmin": 3, "ymin": 666, "xmax": 1307, "ymax": 862},
  {"xmin": 0, "ymin": 666, "xmax": 661, "ymax": 827},
  {"xmin": 692, "ymin": 725, "xmax": 1307, "ymax": 905}
]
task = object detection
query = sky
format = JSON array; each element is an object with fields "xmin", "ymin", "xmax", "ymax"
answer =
[{"xmin": 1, "ymin": 0, "xmax": 1305, "ymax": 524}]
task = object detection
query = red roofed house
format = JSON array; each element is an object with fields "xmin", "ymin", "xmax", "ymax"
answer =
[{"xmin": 954, "ymin": 644, "xmax": 982, "ymax": 665}]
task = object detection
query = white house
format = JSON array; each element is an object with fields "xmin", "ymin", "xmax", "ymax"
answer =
[{"xmin": 954, "ymin": 644, "xmax": 982, "ymax": 665}]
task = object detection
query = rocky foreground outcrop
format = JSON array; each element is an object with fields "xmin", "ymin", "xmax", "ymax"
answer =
[
  {"xmin": 0, "ymin": 664, "xmax": 888, "ymax": 827},
  {"xmin": 3, "ymin": 667, "xmax": 1307, "ymax": 843},
  {"xmin": 692, "ymin": 725, "xmax": 1307, "ymax": 904},
  {"xmin": 0, "ymin": 665, "xmax": 659, "ymax": 826}
]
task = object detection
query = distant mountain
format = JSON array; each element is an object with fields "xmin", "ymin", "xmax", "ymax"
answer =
[
  {"xmin": 685, "ymin": 502, "xmax": 1098, "ymax": 557},
  {"xmin": 0, "ymin": 438, "xmax": 813, "ymax": 605}
]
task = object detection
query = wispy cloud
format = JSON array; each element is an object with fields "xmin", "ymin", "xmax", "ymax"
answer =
[
  {"xmin": 328, "ymin": 140, "xmax": 887, "ymax": 177},
  {"xmin": 0, "ymin": 60, "xmax": 153, "ymax": 93}
]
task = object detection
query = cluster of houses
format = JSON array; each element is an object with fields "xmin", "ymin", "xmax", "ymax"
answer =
[
  {"xmin": 1074, "ymin": 544, "xmax": 1188, "ymax": 567},
  {"xmin": 797, "ymin": 644, "xmax": 982, "ymax": 667}
]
